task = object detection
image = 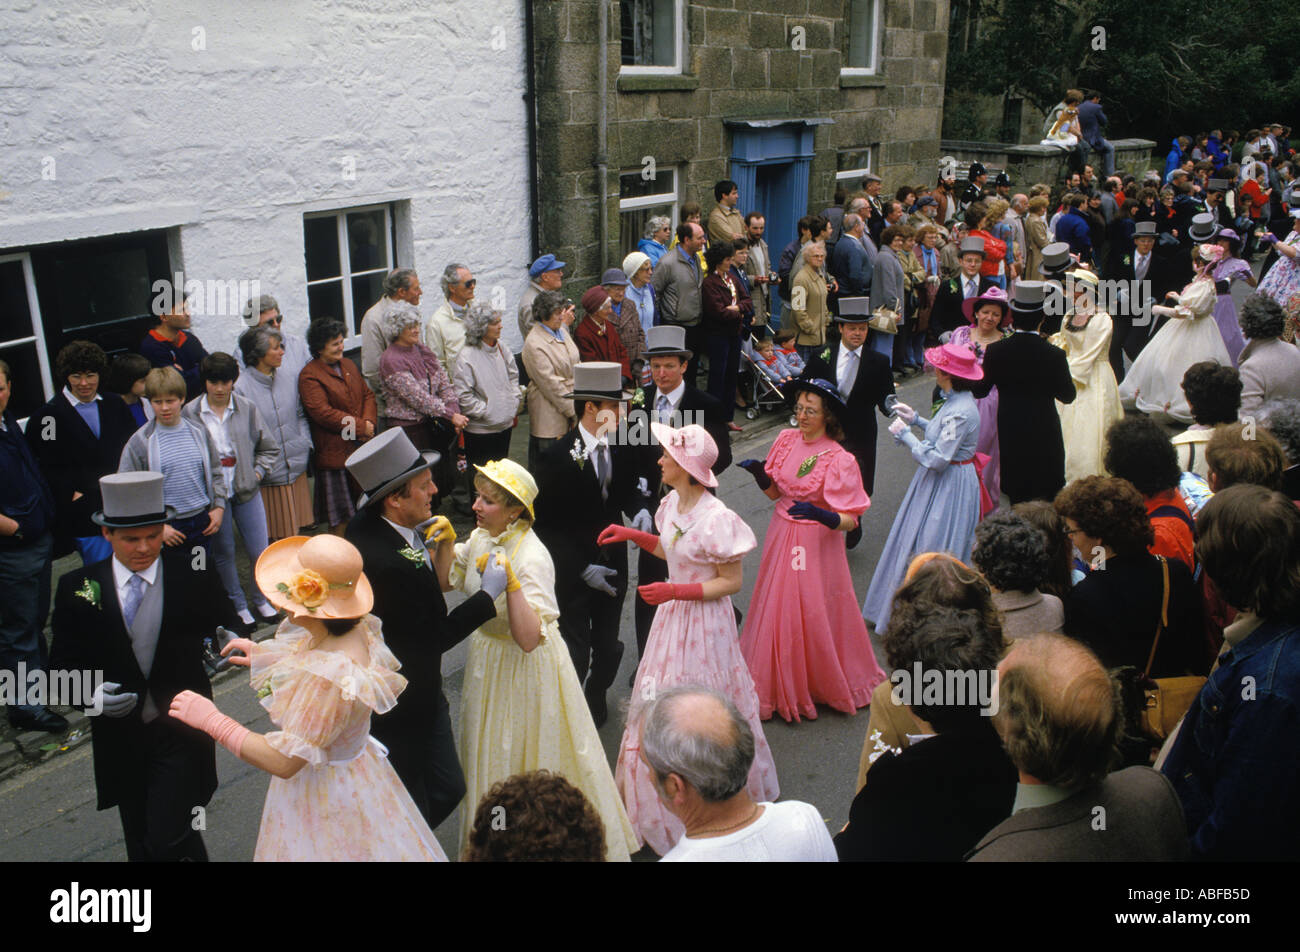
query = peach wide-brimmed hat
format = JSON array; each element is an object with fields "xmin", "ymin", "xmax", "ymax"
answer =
[
  {"xmin": 255, "ymin": 535, "xmax": 375, "ymax": 620},
  {"xmin": 650, "ymin": 422, "xmax": 719, "ymax": 488}
]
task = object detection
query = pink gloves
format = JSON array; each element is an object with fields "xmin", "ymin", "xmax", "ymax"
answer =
[
  {"xmin": 598, "ymin": 523, "xmax": 658, "ymax": 553},
  {"xmin": 169, "ymin": 690, "xmax": 250, "ymax": 758},
  {"xmin": 638, "ymin": 582, "xmax": 704, "ymax": 605}
]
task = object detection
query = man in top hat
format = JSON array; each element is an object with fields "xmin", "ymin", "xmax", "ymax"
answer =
[
  {"xmin": 1204, "ymin": 178, "xmax": 1235, "ymax": 231},
  {"xmin": 929, "ymin": 237, "xmax": 997, "ymax": 341},
  {"xmin": 532, "ymin": 362, "xmax": 644, "ymax": 725},
  {"xmin": 1037, "ymin": 241, "xmax": 1076, "ymax": 336},
  {"xmin": 343, "ymin": 427, "xmax": 505, "ymax": 826},
  {"xmin": 799, "ymin": 301, "xmax": 895, "ymax": 537},
  {"xmin": 48, "ymin": 471, "xmax": 238, "ymax": 860},
  {"xmin": 518, "ymin": 253, "xmax": 566, "ymax": 340},
  {"xmin": 625, "ymin": 327, "xmax": 732, "ymax": 659},
  {"xmin": 973, "ymin": 282, "xmax": 1076, "ymax": 504},
  {"xmin": 1108, "ymin": 221, "xmax": 1176, "ymax": 380}
]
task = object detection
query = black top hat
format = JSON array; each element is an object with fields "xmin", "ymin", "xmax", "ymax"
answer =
[
  {"xmin": 1039, "ymin": 242, "xmax": 1073, "ymax": 276},
  {"xmin": 643, "ymin": 325, "xmax": 693, "ymax": 358},
  {"xmin": 346, "ymin": 428, "xmax": 441, "ymax": 510},
  {"xmin": 563, "ymin": 362, "xmax": 634, "ymax": 401},
  {"xmin": 92, "ymin": 472, "xmax": 178, "ymax": 528},
  {"xmin": 1188, "ymin": 213, "xmax": 1220, "ymax": 243},
  {"xmin": 786, "ymin": 377, "xmax": 847, "ymax": 420}
]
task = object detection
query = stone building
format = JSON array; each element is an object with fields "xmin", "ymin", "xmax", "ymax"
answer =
[
  {"xmin": 532, "ymin": 0, "xmax": 952, "ymax": 290},
  {"xmin": 0, "ymin": 1, "xmax": 532, "ymax": 420}
]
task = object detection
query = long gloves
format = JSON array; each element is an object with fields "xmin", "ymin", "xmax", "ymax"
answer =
[
  {"xmin": 598, "ymin": 523, "xmax": 658, "ymax": 553},
  {"xmin": 789, "ymin": 500, "xmax": 842, "ymax": 531},
  {"xmin": 581, "ymin": 564, "xmax": 618, "ymax": 596},
  {"xmin": 475, "ymin": 551, "xmax": 520, "ymax": 598},
  {"xmin": 638, "ymin": 582, "xmax": 704, "ymax": 605},
  {"xmin": 168, "ymin": 690, "xmax": 250, "ymax": 758},
  {"xmin": 737, "ymin": 459, "xmax": 772, "ymax": 491},
  {"xmin": 89, "ymin": 681, "xmax": 138, "ymax": 718}
]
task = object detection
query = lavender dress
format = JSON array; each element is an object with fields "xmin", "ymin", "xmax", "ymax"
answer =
[
  {"xmin": 1211, "ymin": 257, "xmax": 1252, "ymax": 366},
  {"xmin": 949, "ymin": 324, "xmax": 1010, "ymax": 505}
]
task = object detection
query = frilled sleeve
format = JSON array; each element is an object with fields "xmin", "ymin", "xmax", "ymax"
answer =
[
  {"xmin": 515, "ymin": 533, "xmax": 561, "ymax": 628},
  {"xmin": 1177, "ymin": 279, "xmax": 1217, "ymax": 320},
  {"xmin": 693, "ymin": 504, "xmax": 758, "ymax": 563},
  {"xmin": 821, "ymin": 448, "xmax": 871, "ymax": 516}
]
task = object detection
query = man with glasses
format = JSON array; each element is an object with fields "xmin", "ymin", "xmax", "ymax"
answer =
[
  {"xmin": 239, "ymin": 294, "xmax": 311, "ymax": 379},
  {"xmin": 427, "ymin": 262, "xmax": 476, "ymax": 378}
]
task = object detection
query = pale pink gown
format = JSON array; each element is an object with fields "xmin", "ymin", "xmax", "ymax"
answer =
[
  {"xmin": 249, "ymin": 617, "xmax": 448, "ymax": 862},
  {"xmin": 615, "ymin": 490, "xmax": 779, "ymax": 856},
  {"xmin": 741, "ymin": 428, "xmax": 887, "ymax": 722}
]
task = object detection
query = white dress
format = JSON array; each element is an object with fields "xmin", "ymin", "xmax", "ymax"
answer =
[{"xmin": 1117, "ymin": 278, "xmax": 1231, "ymax": 424}]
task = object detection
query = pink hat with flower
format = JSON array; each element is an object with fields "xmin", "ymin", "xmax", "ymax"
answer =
[
  {"xmin": 961, "ymin": 285, "xmax": 1011, "ymax": 327},
  {"xmin": 650, "ymin": 422, "xmax": 719, "ymax": 488},
  {"xmin": 924, "ymin": 341, "xmax": 984, "ymax": 381}
]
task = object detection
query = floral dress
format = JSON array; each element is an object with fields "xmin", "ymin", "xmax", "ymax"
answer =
[
  {"xmin": 249, "ymin": 616, "xmax": 448, "ymax": 861},
  {"xmin": 1259, "ymin": 231, "xmax": 1300, "ymax": 342}
]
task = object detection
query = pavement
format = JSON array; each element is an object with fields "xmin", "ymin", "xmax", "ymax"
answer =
[{"xmin": 0, "ymin": 367, "xmax": 945, "ymax": 862}]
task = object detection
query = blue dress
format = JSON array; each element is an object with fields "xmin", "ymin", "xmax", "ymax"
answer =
[{"xmin": 861, "ymin": 389, "xmax": 982, "ymax": 633}]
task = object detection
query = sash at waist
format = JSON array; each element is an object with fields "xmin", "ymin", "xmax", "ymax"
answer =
[{"xmin": 326, "ymin": 735, "xmax": 389, "ymax": 767}]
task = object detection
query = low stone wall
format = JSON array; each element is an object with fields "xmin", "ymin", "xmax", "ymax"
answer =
[{"xmin": 938, "ymin": 138, "xmax": 1157, "ymax": 188}]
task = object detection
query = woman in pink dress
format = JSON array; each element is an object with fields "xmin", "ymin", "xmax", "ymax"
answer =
[
  {"xmin": 167, "ymin": 534, "xmax": 448, "ymax": 861},
  {"xmin": 949, "ymin": 286, "xmax": 1012, "ymax": 504},
  {"xmin": 599, "ymin": 423, "xmax": 778, "ymax": 855},
  {"xmin": 735, "ymin": 379, "xmax": 887, "ymax": 722}
]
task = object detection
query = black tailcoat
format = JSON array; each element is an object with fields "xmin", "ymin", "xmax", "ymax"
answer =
[{"xmin": 799, "ymin": 342, "xmax": 895, "ymax": 496}]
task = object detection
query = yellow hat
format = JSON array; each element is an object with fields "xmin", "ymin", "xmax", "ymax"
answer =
[
  {"xmin": 1065, "ymin": 268, "xmax": 1099, "ymax": 287},
  {"xmin": 473, "ymin": 459, "xmax": 539, "ymax": 519}
]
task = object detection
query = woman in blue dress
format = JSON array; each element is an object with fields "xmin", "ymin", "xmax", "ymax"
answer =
[{"xmin": 861, "ymin": 342, "xmax": 984, "ymax": 635}]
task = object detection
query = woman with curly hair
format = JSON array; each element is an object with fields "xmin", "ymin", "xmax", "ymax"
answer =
[
  {"xmin": 971, "ymin": 510, "xmax": 1065, "ymax": 640},
  {"xmin": 1104, "ymin": 418, "xmax": 1196, "ymax": 571},
  {"xmin": 1170, "ymin": 361, "xmax": 1242, "ymax": 478},
  {"xmin": 1012, "ymin": 500, "xmax": 1080, "ymax": 598},
  {"xmin": 464, "ymin": 770, "xmax": 608, "ymax": 862},
  {"xmin": 1236, "ymin": 293, "xmax": 1300, "ymax": 415},
  {"xmin": 1055, "ymin": 476, "xmax": 1205, "ymax": 677}
]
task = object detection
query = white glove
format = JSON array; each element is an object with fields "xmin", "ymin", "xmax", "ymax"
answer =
[
  {"xmin": 581, "ymin": 564, "xmax": 618, "ymax": 596},
  {"xmin": 888, "ymin": 418, "xmax": 909, "ymax": 438},
  {"xmin": 480, "ymin": 553, "xmax": 509, "ymax": 600},
  {"xmin": 631, "ymin": 508, "xmax": 655, "ymax": 534},
  {"xmin": 637, "ymin": 477, "xmax": 651, "ymax": 498},
  {"xmin": 89, "ymin": 680, "xmax": 138, "ymax": 718},
  {"xmin": 892, "ymin": 401, "xmax": 917, "ymax": 424}
]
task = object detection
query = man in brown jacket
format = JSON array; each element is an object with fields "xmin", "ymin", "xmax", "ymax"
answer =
[
  {"xmin": 707, "ymin": 179, "xmax": 744, "ymax": 246},
  {"xmin": 791, "ymin": 241, "xmax": 830, "ymax": 360}
]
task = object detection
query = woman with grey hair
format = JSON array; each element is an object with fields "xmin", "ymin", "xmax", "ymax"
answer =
[
  {"xmin": 378, "ymin": 301, "xmax": 466, "ymax": 486},
  {"xmin": 1259, "ymin": 398, "xmax": 1300, "ymax": 500},
  {"xmin": 638, "ymin": 216, "xmax": 673, "ymax": 267},
  {"xmin": 454, "ymin": 302, "xmax": 526, "ymax": 468},
  {"xmin": 520, "ymin": 289, "xmax": 579, "ymax": 470},
  {"xmin": 235, "ymin": 324, "xmax": 314, "ymax": 541},
  {"xmin": 1237, "ymin": 293, "xmax": 1300, "ymax": 416},
  {"xmin": 971, "ymin": 510, "xmax": 1065, "ymax": 640}
]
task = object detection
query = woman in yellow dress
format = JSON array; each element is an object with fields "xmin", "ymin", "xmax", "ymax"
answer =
[
  {"xmin": 1051, "ymin": 268, "xmax": 1123, "ymax": 482},
  {"xmin": 447, "ymin": 458, "xmax": 638, "ymax": 861}
]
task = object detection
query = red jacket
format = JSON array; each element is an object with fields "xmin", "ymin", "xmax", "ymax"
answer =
[
  {"xmin": 297, "ymin": 357, "xmax": 378, "ymax": 470},
  {"xmin": 970, "ymin": 229, "xmax": 1008, "ymax": 278},
  {"xmin": 574, "ymin": 315, "xmax": 631, "ymax": 379}
]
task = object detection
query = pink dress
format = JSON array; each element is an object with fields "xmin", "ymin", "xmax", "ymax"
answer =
[
  {"xmin": 949, "ymin": 323, "xmax": 1008, "ymax": 504},
  {"xmin": 249, "ymin": 617, "xmax": 448, "ymax": 862},
  {"xmin": 614, "ymin": 491, "xmax": 779, "ymax": 855},
  {"xmin": 740, "ymin": 429, "xmax": 887, "ymax": 722}
]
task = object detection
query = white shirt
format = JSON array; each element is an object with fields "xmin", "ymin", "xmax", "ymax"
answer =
[
  {"xmin": 381, "ymin": 515, "xmax": 431, "ymax": 567},
  {"xmin": 653, "ymin": 380, "xmax": 687, "ymax": 420},
  {"xmin": 112, "ymin": 555, "xmax": 160, "ymax": 628},
  {"xmin": 62, "ymin": 386, "xmax": 101, "ymax": 408},
  {"xmin": 836, "ymin": 343, "xmax": 862, "ymax": 400},
  {"xmin": 660, "ymin": 801, "xmax": 837, "ymax": 863},
  {"xmin": 198, "ymin": 395, "xmax": 236, "ymax": 488}
]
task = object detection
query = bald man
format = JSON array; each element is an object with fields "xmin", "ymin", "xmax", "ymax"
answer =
[{"xmin": 967, "ymin": 633, "xmax": 1188, "ymax": 861}]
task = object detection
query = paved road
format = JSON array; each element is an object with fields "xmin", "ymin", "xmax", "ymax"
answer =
[{"xmin": 0, "ymin": 370, "xmax": 980, "ymax": 861}]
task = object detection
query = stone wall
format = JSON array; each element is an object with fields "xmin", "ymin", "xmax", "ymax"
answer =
[
  {"xmin": 535, "ymin": 0, "xmax": 951, "ymax": 291},
  {"xmin": 939, "ymin": 138, "xmax": 1158, "ymax": 190}
]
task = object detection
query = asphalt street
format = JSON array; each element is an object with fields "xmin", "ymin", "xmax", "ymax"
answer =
[{"xmin": 0, "ymin": 370, "xmax": 940, "ymax": 863}]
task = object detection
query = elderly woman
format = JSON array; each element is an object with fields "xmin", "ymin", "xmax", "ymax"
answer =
[
  {"xmin": 622, "ymin": 251, "xmax": 656, "ymax": 338},
  {"xmin": 235, "ymin": 325, "xmax": 313, "ymax": 541},
  {"xmin": 454, "ymin": 302, "xmax": 526, "ymax": 470},
  {"xmin": 971, "ymin": 510, "xmax": 1065, "ymax": 640},
  {"xmin": 298, "ymin": 318, "xmax": 376, "ymax": 533},
  {"xmin": 637, "ymin": 216, "xmax": 672, "ymax": 267},
  {"xmin": 912, "ymin": 224, "xmax": 943, "ymax": 346},
  {"xmin": 869, "ymin": 224, "xmax": 908, "ymax": 363},
  {"xmin": 1237, "ymin": 293, "xmax": 1300, "ymax": 415},
  {"xmin": 574, "ymin": 286, "xmax": 632, "ymax": 380},
  {"xmin": 1055, "ymin": 475, "xmax": 1206, "ymax": 678},
  {"xmin": 521, "ymin": 289, "xmax": 580, "ymax": 470},
  {"xmin": 1170, "ymin": 361, "xmax": 1242, "ymax": 477},
  {"xmin": 602, "ymin": 268, "xmax": 646, "ymax": 379}
]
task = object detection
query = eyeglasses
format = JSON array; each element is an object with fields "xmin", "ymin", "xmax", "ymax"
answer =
[
  {"xmin": 1065, "ymin": 527, "xmax": 1087, "ymax": 538},
  {"xmin": 461, "ymin": 279, "xmax": 476, "ymax": 288},
  {"xmin": 793, "ymin": 405, "xmax": 823, "ymax": 418}
]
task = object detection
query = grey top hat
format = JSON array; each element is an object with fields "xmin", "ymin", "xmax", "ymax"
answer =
[
  {"xmin": 1133, "ymin": 221, "xmax": 1158, "ymax": 239},
  {"xmin": 563, "ymin": 361, "xmax": 634, "ymax": 401},
  {"xmin": 93, "ymin": 472, "xmax": 177, "ymax": 528},
  {"xmin": 1189, "ymin": 213, "xmax": 1220, "ymax": 243},
  {"xmin": 643, "ymin": 324, "xmax": 693, "ymax": 358},
  {"xmin": 1009, "ymin": 280, "xmax": 1048, "ymax": 314},
  {"xmin": 1040, "ymin": 242, "xmax": 1073, "ymax": 275},
  {"xmin": 346, "ymin": 427, "xmax": 441, "ymax": 510},
  {"xmin": 958, "ymin": 236, "xmax": 986, "ymax": 258},
  {"xmin": 1207, "ymin": 178, "xmax": 1231, "ymax": 192},
  {"xmin": 835, "ymin": 296, "xmax": 873, "ymax": 322}
]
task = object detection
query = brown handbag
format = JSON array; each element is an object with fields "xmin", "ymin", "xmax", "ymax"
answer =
[{"xmin": 1141, "ymin": 556, "xmax": 1207, "ymax": 740}]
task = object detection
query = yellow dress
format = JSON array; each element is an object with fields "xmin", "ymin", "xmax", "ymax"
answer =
[
  {"xmin": 1051, "ymin": 310, "xmax": 1124, "ymax": 483},
  {"xmin": 450, "ymin": 522, "xmax": 638, "ymax": 861}
]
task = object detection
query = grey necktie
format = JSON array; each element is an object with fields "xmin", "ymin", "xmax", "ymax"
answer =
[
  {"xmin": 656, "ymin": 394, "xmax": 672, "ymax": 424},
  {"xmin": 123, "ymin": 574, "xmax": 145, "ymax": 628},
  {"xmin": 966, "ymin": 278, "xmax": 977, "ymax": 298},
  {"xmin": 840, "ymin": 350, "xmax": 858, "ymax": 401},
  {"xmin": 1136, "ymin": 255, "xmax": 1149, "ymax": 281}
]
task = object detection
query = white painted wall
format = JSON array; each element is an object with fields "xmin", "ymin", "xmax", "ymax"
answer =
[{"xmin": 0, "ymin": 0, "xmax": 534, "ymax": 355}]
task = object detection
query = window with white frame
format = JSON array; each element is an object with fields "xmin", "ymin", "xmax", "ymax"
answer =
[
  {"xmin": 303, "ymin": 204, "xmax": 396, "ymax": 342},
  {"xmin": 844, "ymin": 0, "xmax": 880, "ymax": 74},
  {"xmin": 619, "ymin": 167, "xmax": 679, "ymax": 257},
  {"xmin": 620, "ymin": 0, "xmax": 685, "ymax": 72},
  {"xmin": 835, "ymin": 148, "xmax": 875, "ymax": 186}
]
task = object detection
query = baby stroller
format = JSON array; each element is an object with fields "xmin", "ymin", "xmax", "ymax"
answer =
[{"xmin": 739, "ymin": 331, "xmax": 794, "ymax": 422}]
